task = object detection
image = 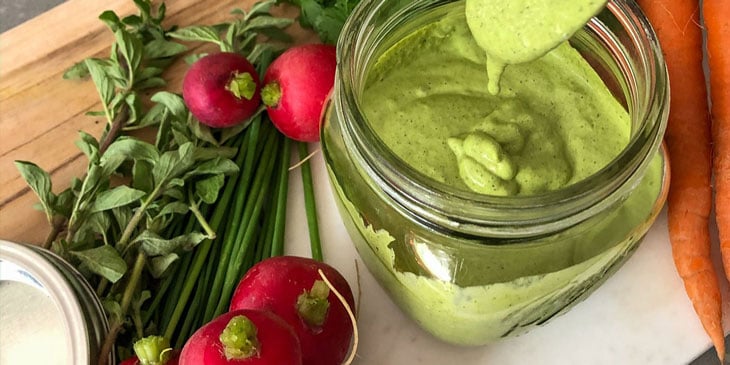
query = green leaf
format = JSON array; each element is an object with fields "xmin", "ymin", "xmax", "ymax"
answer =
[
  {"xmin": 77, "ymin": 163, "xmax": 104, "ymax": 204},
  {"xmin": 112, "ymin": 206, "xmax": 133, "ymax": 234},
  {"xmin": 84, "ymin": 211, "xmax": 112, "ymax": 245},
  {"xmin": 168, "ymin": 25, "xmax": 222, "ymax": 46},
  {"xmin": 149, "ymin": 253, "xmax": 179, "ymax": 278},
  {"xmin": 157, "ymin": 201, "xmax": 189, "ymax": 216},
  {"xmin": 135, "ymin": 103, "xmax": 166, "ymax": 130},
  {"xmin": 91, "ymin": 186, "xmax": 146, "ymax": 212},
  {"xmin": 102, "ymin": 299, "xmax": 123, "ymax": 322},
  {"xmin": 63, "ymin": 61, "xmax": 90, "ymax": 80},
  {"xmin": 135, "ymin": 77, "xmax": 167, "ymax": 90},
  {"xmin": 224, "ymin": 22, "xmax": 239, "ymax": 52},
  {"xmin": 99, "ymin": 10, "xmax": 122, "ymax": 31},
  {"xmin": 115, "ymin": 29, "xmax": 144, "ymax": 75},
  {"xmin": 189, "ymin": 118, "xmax": 219, "ymax": 146},
  {"xmin": 98, "ymin": 136, "xmax": 157, "ymax": 176},
  {"xmin": 192, "ymin": 146, "xmax": 238, "ymax": 161},
  {"xmin": 71, "ymin": 245, "xmax": 128, "ymax": 283},
  {"xmin": 125, "ymin": 93, "xmax": 143, "ymax": 126},
  {"xmin": 102, "ymin": 137, "xmax": 159, "ymax": 165},
  {"xmin": 14, "ymin": 161, "xmax": 55, "ymax": 222},
  {"xmin": 132, "ymin": 160, "xmax": 155, "ymax": 193},
  {"xmin": 242, "ymin": 16, "xmax": 294, "ymax": 33},
  {"xmin": 84, "ymin": 58, "xmax": 114, "ymax": 106},
  {"xmin": 184, "ymin": 53, "xmax": 207, "ymax": 65},
  {"xmin": 137, "ymin": 66, "xmax": 163, "ymax": 81},
  {"xmin": 245, "ymin": 0, "xmax": 277, "ymax": 20},
  {"xmin": 134, "ymin": 230, "xmax": 207, "ymax": 256},
  {"xmin": 163, "ymin": 187, "xmax": 184, "ymax": 201},
  {"xmin": 195, "ymin": 174, "xmax": 225, "ymax": 204},
  {"xmin": 122, "ymin": 14, "xmax": 143, "ymax": 27},
  {"xmin": 257, "ymin": 26, "xmax": 293, "ymax": 42},
  {"xmin": 143, "ymin": 39, "xmax": 188, "ymax": 59},
  {"xmin": 152, "ymin": 143, "xmax": 196, "ymax": 186},
  {"xmin": 132, "ymin": 290, "xmax": 152, "ymax": 318},
  {"xmin": 133, "ymin": 0, "xmax": 152, "ymax": 17},
  {"xmin": 184, "ymin": 158, "xmax": 239, "ymax": 179},
  {"xmin": 75, "ymin": 131, "xmax": 100, "ymax": 163},
  {"xmin": 54, "ymin": 188, "xmax": 75, "ymax": 218},
  {"xmin": 170, "ymin": 127, "xmax": 192, "ymax": 146},
  {"xmin": 151, "ymin": 91, "xmax": 187, "ymax": 121}
]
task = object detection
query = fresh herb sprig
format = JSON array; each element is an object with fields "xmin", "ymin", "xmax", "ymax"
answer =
[
  {"xmin": 278, "ymin": 0, "xmax": 360, "ymax": 44},
  {"xmin": 14, "ymin": 1, "xmax": 249, "ymax": 363}
]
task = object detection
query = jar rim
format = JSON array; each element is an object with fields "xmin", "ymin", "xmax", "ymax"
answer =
[{"xmin": 334, "ymin": 0, "xmax": 669, "ymax": 236}]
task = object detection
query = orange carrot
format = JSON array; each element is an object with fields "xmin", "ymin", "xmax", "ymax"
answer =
[
  {"xmin": 636, "ymin": 0, "xmax": 724, "ymax": 360},
  {"xmin": 706, "ymin": 0, "xmax": 730, "ymax": 287}
]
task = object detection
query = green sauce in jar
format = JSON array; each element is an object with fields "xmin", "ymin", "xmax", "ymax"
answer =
[{"xmin": 322, "ymin": 0, "xmax": 669, "ymax": 345}]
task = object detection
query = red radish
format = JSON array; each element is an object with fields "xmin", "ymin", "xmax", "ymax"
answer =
[
  {"xmin": 179, "ymin": 309, "xmax": 302, "ymax": 365},
  {"xmin": 229, "ymin": 256, "xmax": 355, "ymax": 365},
  {"xmin": 119, "ymin": 336, "xmax": 180, "ymax": 365},
  {"xmin": 182, "ymin": 52, "xmax": 261, "ymax": 128},
  {"xmin": 261, "ymin": 44, "xmax": 336, "ymax": 142}
]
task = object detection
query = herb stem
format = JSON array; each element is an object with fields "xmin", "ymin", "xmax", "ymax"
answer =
[
  {"xmin": 189, "ymin": 198, "xmax": 216, "ymax": 239},
  {"xmin": 96, "ymin": 251, "xmax": 146, "ymax": 365},
  {"xmin": 43, "ymin": 217, "xmax": 64, "ymax": 250},
  {"xmin": 117, "ymin": 184, "xmax": 162, "ymax": 252},
  {"xmin": 96, "ymin": 279, "xmax": 109, "ymax": 298},
  {"xmin": 99, "ymin": 106, "xmax": 130, "ymax": 155}
]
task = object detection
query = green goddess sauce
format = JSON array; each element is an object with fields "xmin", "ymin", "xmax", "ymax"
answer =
[
  {"xmin": 323, "ymin": 0, "xmax": 665, "ymax": 344},
  {"xmin": 465, "ymin": 0, "xmax": 607, "ymax": 94},
  {"xmin": 363, "ymin": 8, "xmax": 626, "ymax": 196}
]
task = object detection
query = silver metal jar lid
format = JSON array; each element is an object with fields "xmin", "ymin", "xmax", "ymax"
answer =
[{"xmin": 0, "ymin": 239, "xmax": 113, "ymax": 365}]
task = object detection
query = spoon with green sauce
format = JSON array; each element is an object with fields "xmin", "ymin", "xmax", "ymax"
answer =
[{"xmin": 465, "ymin": 0, "xmax": 608, "ymax": 94}]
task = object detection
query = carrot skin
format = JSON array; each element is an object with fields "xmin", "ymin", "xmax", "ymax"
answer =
[
  {"xmin": 705, "ymin": 0, "xmax": 730, "ymax": 286},
  {"xmin": 636, "ymin": 0, "xmax": 725, "ymax": 360}
]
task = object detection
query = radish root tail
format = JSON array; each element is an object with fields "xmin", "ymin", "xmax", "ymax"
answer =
[
  {"xmin": 289, "ymin": 148, "xmax": 321, "ymax": 171},
  {"xmin": 318, "ymin": 269, "xmax": 359, "ymax": 365}
]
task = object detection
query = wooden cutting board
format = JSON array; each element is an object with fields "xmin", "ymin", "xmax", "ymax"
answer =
[{"xmin": 0, "ymin": 0, "xmax": 317, "ymax": 245}]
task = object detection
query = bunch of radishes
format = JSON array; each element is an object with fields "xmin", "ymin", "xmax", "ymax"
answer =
[
  {"xmin": 179, "ymin": 256, "xmax": 356, "ymax": 365},
  {"xmin": 182, "ymin": 43, "xmax": 336, "ymax": 142}
]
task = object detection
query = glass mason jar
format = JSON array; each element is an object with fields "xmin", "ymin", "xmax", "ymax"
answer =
[{"xmin": 322, "ymin": 0, "xmax": 669, "ymax": 345}]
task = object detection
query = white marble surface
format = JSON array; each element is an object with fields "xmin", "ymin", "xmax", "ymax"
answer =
[{"xmin": 283, "ymin": 145, "xmax": 730, "ymax": 365}]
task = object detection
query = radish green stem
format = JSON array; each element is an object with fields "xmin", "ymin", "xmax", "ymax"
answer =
[
  {"xmin": 261, "ymin": 82, "xmax": 281, "ymax": 107},
  {"xmin": 133, "ymin": 336, "xmax": 172, "ymax": 365},
  {"xmin": 296, "ymin": 280, "xmax": 330, "ymax": 327},
  {"xmin": 220, "ymin": 315, "xmax": 260, "ymax": 360},
  {"xmin": 226, "ymin": 72, "xmax": 257, "ymax": 100},
  {"xmin": 299, "ymin": 142, "xmax": 323, "ymax": 261}
]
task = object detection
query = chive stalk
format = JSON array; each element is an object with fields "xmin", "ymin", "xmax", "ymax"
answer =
[{"xmin": 299, "ymin": 142, "xmax": 323, "ymax": 261}]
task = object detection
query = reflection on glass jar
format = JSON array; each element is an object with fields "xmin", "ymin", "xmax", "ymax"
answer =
[{"xmin": 322, "ymin": 0, "xmax": 669, "ymax": 345}]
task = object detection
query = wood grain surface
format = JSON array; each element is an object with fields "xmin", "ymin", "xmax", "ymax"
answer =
[{"xmin": 0, "ymin": 0, "xmax": 317, "ymax": 245}]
